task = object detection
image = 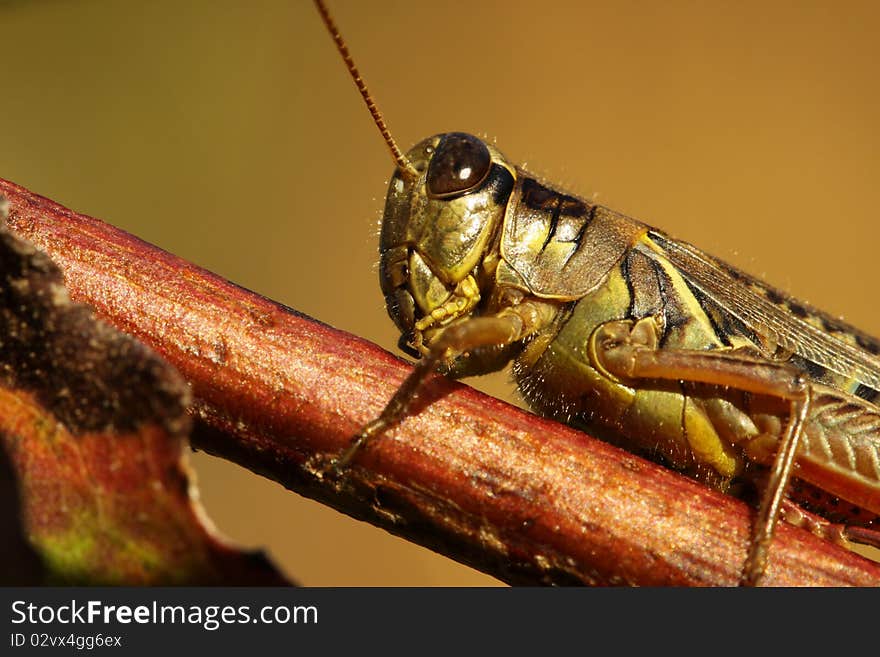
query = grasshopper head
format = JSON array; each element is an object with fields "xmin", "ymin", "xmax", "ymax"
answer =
[{"xmin": 378, "ymin": 133, "xmax": 515, "ymax": 356}]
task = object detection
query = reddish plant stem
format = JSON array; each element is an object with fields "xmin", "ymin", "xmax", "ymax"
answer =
[{"xmin": 2, "ymin": 177, "xmax": 879, "ymax": 586}]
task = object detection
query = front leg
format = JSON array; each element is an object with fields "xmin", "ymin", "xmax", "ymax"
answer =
[
  {"xmin": 588, "ymin": 317, "xmax": 810, "ymax": 586},
  {"xmin": 330, "ymin": 299, "xmax": 558, "ymax": 471}
]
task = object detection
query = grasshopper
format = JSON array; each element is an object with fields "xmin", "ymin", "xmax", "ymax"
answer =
[{"xmin": 314, "ymin": 0, "xmax": 880, "ymax": 585}]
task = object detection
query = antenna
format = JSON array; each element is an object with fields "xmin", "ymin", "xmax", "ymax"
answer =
[{"xmin": 313, "ymin": 0, "xmax": 420, "ymax": 181}]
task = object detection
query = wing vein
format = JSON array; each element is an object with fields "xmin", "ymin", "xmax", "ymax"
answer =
[{"xmin": 639, "ymin": 236, "xmax": 880, "ymax": 391}]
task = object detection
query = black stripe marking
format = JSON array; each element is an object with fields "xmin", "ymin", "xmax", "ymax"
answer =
[
  {"xmin": 856, "ymin": 333, "xmax": 880, "ymax": 356},
  {"xmin": 801, "ymin": 358, "xmax": 828, "ymax": 381},
  {"xmin": 540, "ymin": 198, "xmax": 562, "ymax": 251},
  {"xmin": 764, "ymin": 288, "xmax": 785, "ymax": 305},
  {"xmin": 854, "ymin": 383, "xmax": 879, "ymax": 402},
  {"xmin": 787, "ymin": 302, "xmax": 809, "ymax": 319},
  {"xmin": 489, "ymin": 164, "xmax": 515, "ymax": 206},
  {"xmin": 572, "ymin": 205, "xmax": 597, "ymax": 246},
  {"xmin": 621, "ymin": 251, "xmax": 635, "ymax": 319},
  {"xmin": 654, "ymin": 265, "xmax": 692, "ymax": 346},
  {"xmin": 685, "ymin": 282, "xmax": 733, "ymax": 348}
]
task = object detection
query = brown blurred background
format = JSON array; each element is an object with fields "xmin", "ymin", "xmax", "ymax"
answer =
[{"xmin": 2, "ymin": 0, "xmax": 878, "ymax": 585}]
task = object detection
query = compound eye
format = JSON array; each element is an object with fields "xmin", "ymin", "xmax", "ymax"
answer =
[{"xmin": 426, "ymin": 133, "xmax": 492, "ymax": 199}]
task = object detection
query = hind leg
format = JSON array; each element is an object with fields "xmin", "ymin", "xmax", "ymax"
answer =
[
  {"xmin": 590, "ymin": 317, "xmax": 811, "ymax": 585},
  {"xmin": 782, "ymin": 499, "xmax": 880, "ymax": 550}
]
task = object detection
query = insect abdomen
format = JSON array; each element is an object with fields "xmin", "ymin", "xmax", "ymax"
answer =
[{"xmin": 512, "ymin": 248, "xmax": 743, "ymax": 484}]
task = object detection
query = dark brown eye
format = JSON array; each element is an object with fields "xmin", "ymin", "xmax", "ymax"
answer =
[{"xmin": 426, "ymin": 133, "xmax": 491, "ymax": 198}]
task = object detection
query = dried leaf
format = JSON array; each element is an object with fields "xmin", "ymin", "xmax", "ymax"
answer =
[{"xmin": 0, "ymin": 203, "xmax": 288, "ymax": 585}]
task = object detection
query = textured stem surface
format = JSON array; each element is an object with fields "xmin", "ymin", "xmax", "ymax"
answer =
[{"xmin": 3, "ymin": 177, "xmax": 878, "ymax": 586}]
